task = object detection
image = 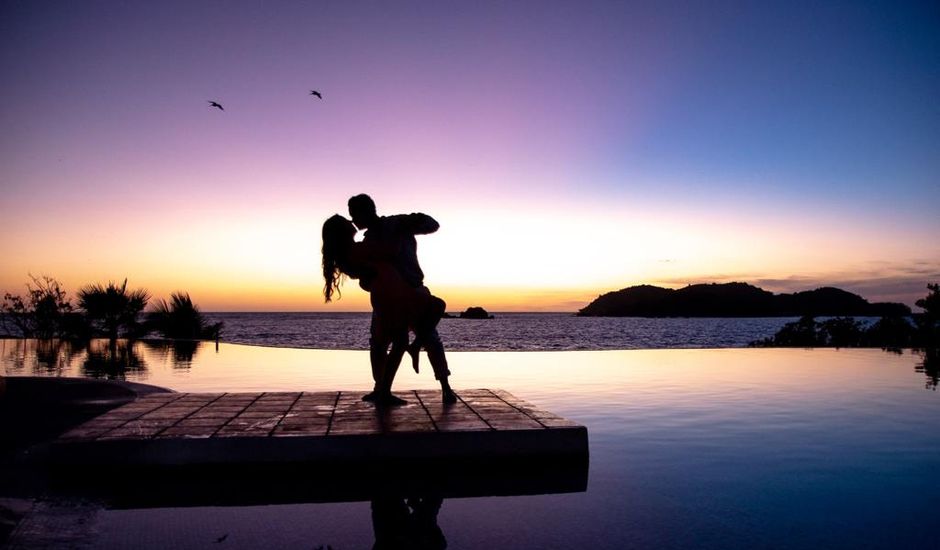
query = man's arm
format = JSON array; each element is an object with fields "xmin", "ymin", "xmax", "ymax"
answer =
[{"xmin": 400, "ymin": 213, "xmax": 439, "ymax": 235}]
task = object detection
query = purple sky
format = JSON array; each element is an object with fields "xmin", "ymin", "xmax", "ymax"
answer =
[{"xmin": 1, "ymin": 1, "xmax": 938, "ymax": 310}]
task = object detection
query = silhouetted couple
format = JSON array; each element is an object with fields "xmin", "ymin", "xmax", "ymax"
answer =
[{"xmin": 322, "ymin": 194, "xmax": 456, "ymax": 406}]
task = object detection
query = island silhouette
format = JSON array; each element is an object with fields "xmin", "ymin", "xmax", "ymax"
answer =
[{"xmin": 577, "ymin": 282, "xmax": 910, "ymax": 318}]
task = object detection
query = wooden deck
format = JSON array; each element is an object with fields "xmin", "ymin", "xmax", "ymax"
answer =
[{"xmin": 48, "ymin": 389, "xmax": 588, "ymax": 466}]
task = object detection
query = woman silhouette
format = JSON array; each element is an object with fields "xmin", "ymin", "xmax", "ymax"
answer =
[{"xmin": 321, "ymin": 214, "xmax": 447, "ymax": 404}]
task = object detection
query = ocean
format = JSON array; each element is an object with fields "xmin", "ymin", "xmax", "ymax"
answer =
[{"xmin": 202, "ymin": 312, "xmax": 808, "ymax": 350}]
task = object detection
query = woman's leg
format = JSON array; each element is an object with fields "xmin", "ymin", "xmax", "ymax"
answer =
[
  {"xmin": 407, "ymin": 334, "xmax": 422, "ymax": 373},
  {"xmin": 384, "ymin": 334, "xmax": 408, "ymax": 388}
]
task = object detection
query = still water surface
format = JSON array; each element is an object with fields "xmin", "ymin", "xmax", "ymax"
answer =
[{"xmin": 3, "ymin": 340, "xmax": 939, "ymax": 549}]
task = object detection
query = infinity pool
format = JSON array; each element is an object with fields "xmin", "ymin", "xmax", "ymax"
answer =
[{"xmin": 2, "ymin": 340, "xmax": 938, "ymax": 549}]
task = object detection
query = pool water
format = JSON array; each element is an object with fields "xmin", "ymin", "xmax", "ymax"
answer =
[{"xmin": 3, "ymin": 341, "xmax": 939, "ymax": 549}]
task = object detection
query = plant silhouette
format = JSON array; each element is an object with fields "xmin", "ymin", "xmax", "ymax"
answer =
[
  {"xmin": 1, "ymin": 274, "xmax": 75, "ymax": 338},
  {"xmin": 77, "ymin": 279, "xmax": 149, "ymax": 340},
  {"xmin": 147, "ymin": 292, "xmax": 222, "ymax": 340}
]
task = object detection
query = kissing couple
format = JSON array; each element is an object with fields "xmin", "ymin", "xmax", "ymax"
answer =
[{"xmin": 321, "ymin": 194, "xmax": 456, "ymax": 406}]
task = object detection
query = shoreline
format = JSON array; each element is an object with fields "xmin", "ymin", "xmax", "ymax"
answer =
[
  {"xmin": 0, "ymin": 334, "xmax": 925, "ymax": 353},
  {"xmin": 0, "ymin": 334, "xmax": 929, "ymax": 353}
]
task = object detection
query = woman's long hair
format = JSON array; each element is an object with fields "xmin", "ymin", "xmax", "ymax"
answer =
[{"xmin": 321, "ymin": 214, "xmax": 355, "ymax": 302}]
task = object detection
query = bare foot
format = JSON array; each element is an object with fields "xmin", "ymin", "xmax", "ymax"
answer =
[
  {"xmin": 407, "ymin": 342, "xmax": 421, "ymax": 373},
  {"xmin": 376, "ymin": 393, "xmax": 408, "ymax": 407},
  {"xmin": 442, "ymin": 389, "xmax": 457, "ymax": 404}
]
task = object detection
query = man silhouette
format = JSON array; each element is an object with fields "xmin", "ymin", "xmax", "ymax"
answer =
[{"xmin": 348, "ymin": 194, "xmax": 456, "ymax": 404}]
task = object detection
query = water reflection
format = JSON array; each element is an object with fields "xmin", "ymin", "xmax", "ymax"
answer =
[
  {"xmin": 0, "ymin": 338, "xmax": 206, "ymax": 377},
  {"xmin": 34, "ymin": 339, "xmax": 84, "ymax": 373},
  {"xmin": 372, "ymin": 496, "xmax": 445, "ymax": 550},
  {"xmin": 3, "ymin": 339, "xmax": 76, "ymax": 374},
  {"xmin": 140, "ymin": 340, "xmax": 201, "ymax": 369},
  {"xmin": 915, "ymin": 348, "xmax": 938, "ymax": 390},
  {"xmin": 5, "ymin": 343, "xmax": 939, "ymax": 549},
  {"xmin": 3, "ymin": 339, "xmax": 938, "ymax": 393},
  {"xmin": 46, "ymin": 458, "xmax": 587, "ymax": 549},
  {"xmin": 81, "ymin": 339, "xmax": 145, "ymax": 380}
]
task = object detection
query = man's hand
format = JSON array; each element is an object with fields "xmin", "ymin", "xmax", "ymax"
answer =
[{"xmin": 404, "ymin": 213, "xmax": 439, "ymax": 235}]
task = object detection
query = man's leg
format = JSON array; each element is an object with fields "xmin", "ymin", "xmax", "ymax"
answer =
[
  {"xmin": 423, "ymin": 327, "xmax": 456, "ymax": 404},
  {"xmin": 415, "ymin": 285, "xmax": 456, "ymax": 403},
  {"xmin": 422, "ymin": 328, "xmax": 449, "ymax": 380},
  {"xmin": 370, "ymin": 315, "xmax": 408, "ymax": 406},
  {"xmin": 363, "ymin": 311, "xmax": 388, "ymax": 402},
  {"xmin": 369, "ymin": 311, "xmax": 384, "ymax": 383}
]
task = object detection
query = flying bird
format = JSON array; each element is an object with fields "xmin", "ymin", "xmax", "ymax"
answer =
[
  {"xmin": 208, "ymin": 101, "xmax": 224, "ymax": 111},
  {"xmin": 309, "ymin": 90, "xmax": 322, "ymax": 99}
]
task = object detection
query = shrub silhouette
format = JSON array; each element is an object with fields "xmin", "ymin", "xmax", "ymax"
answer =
[
  {"xmin": 752, "ymin": 315, "xmax": 823, "ymax": 347},
  {"xmin": 147, "ymin": 292, "xmax": 222, "ymax": 340},
  {"xmin": 752, "ymin": 283, "xmax": 937, "ymax": 350},
  {"xmin": 77, "ymin": 279, "xmax": 149, "ymax": 340},
  {"xmin": 3, "ymin": 275, "xmax": 221, "ymax": 344},
  {"xmin": 863, "ymin": 316, "xmax": 915, "ymax": 348},
  {"xmin": 914, "ymin": 283, "xmax": 939, "ymax": 346},
  {"xmin": 1, "ymin": 275, "xmax": 77, "ymax": 338},
  {"xmin": 818, "ymin": 317, "xmax": 866, "ymax": 347},
  {"xmin": 915, "ymin": 283, "xmax": 939, "ymax": 319}
]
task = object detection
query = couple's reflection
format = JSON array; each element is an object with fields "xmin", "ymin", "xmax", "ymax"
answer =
[
  {"xmin": 44, "ymin": 456, "xmax": 587, "ymax": 548},
  {"xmin": 372, "ymin": 495, "xmax": 446, "ymax": 550}
]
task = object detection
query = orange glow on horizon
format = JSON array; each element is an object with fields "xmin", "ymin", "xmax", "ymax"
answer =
[{"xmin": 2, "ymin": 191, "xmax": 937, "ymax": 310}]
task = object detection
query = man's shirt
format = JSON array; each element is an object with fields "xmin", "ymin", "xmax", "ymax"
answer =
[{"xmin": 363, "ymin": 213, "xmax": 439, "ymax": 288}]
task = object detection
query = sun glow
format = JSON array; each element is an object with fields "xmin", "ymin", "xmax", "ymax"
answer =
[{"xmin": 3, "ymin": 193, "xmax": 934, "ymax": 312}]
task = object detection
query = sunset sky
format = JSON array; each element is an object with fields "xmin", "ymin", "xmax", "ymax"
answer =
[{"xmin": 1, "ymin": 1, "xmax": 938, "ymax": 311}]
